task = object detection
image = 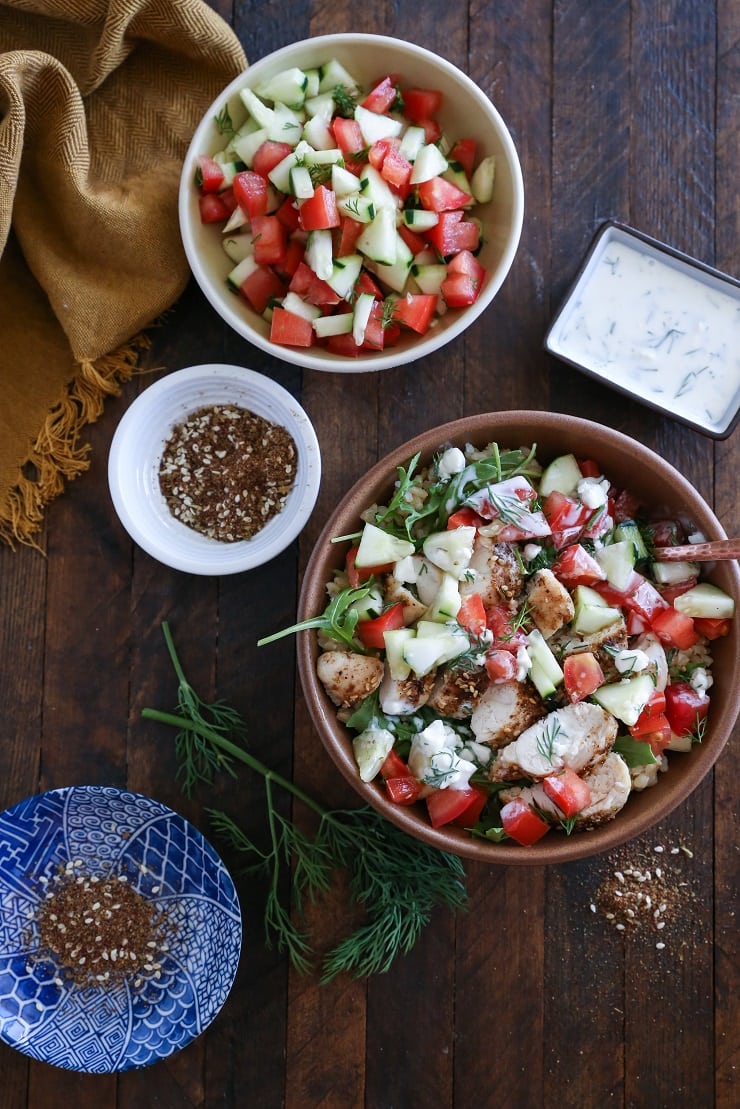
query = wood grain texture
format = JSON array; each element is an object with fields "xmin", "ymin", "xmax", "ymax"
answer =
[{"xmin": 0, "ymin": 2, "xmax": 737, "ymax": 1107}]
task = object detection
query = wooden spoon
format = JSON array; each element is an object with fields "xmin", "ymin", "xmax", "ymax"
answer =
[{"xmin": 652, "ymin": 538, "xmax": 740, "ymax": 562}]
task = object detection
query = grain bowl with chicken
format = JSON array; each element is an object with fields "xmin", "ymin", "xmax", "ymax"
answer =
[{"xmin": 269, "ymin": 418, "xmax": 737, "ymax": 858}]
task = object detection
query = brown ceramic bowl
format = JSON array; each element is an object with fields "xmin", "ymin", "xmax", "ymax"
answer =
[{"xmin": 296, "ymin": 411, "xmax": 740, "ymax": 863}]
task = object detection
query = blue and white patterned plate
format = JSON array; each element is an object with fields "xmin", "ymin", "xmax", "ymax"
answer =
[{"xmin": 0, "ymin": 786, "xmax": 242, "ymax": 1072}]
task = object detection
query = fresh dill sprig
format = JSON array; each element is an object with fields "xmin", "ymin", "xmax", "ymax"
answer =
[
  {"xmin": 332, "ymin": 84, "xmax": 359, "ymax": 117},
  {"xmin": 214, "ymin": 105, "xmax": 236, "ymax": 138},
  {"xmin": 143, "ymin": 623, "xmax": 467, "ymax": 982},
  {"xmin": 535, "ymin": 719, "xmax": 562, "ymax": 764},
  {"xmin": 690, "ymin": 714, "xmax": 708, "ymax": 745}
]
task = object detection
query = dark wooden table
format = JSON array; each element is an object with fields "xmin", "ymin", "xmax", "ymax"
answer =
[{"xmin": 1, "ymin": 2, "xmax": 737, "ymax": 1106}]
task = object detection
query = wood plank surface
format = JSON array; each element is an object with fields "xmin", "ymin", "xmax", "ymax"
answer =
[{"xmin": 0, "ymin": 2, "xmax": 737, "ymax": 1108}]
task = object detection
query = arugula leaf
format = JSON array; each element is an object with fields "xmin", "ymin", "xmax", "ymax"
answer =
[{"xmin": 257, "ymin": 583, "xmax": 372, "ymax": 651}]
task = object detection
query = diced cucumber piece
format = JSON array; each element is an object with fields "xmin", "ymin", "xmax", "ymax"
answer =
[
  {"xmin": 227, "ymin": 255, "xmax": 258, "ymax": 290},
  {"xmin": 526, "ymin": 628, "xmax": 564, "ymax": 699},
  {"xmin": 267, "ymin": 149, "xmax": 300, "ymax": 193},
  {"xmin": 312, "ymin": 313, "xmax": 354, "ymax": 339},
  {"xmin": 370, "ymin": 235, "xmax": 414, "ymax": 293},
  {"xmin": 267, "ymin": 103, "xmax": 304, "ymax": 145},
  {"xmin": 411, "ymin": 263, "xmax": 448, "ymax": 295},
  {"xmin": 592, "ymin": 674, "xmax": 656, "ymax": 727},
  {"xmin": 613, "ymin": 520, "xmax": 649, "ymax": 560},
  {"xmin": 470, "ymin": 155, "xmax": 496, "ymax": 203},
  {"xmin": 211, "ymin": 160, "xmax": 244, "ymax": 188},
  {"xmin": 596, "ymin": 540, "xmax": 636, "ymax": 591},
  {"xmin": 352, "ymin": 292, "xmax": 375, "ymax": 344},
  {"xmin": 357, "ymin": 206, "xmax": 398, "ymax": 265},
  {"xmin": 305, "ymin": 228, "xmax": 334, "ymax": 281},
  {"xmin": 222, "ymin": 233, "xmax": 254, "ymax": 264},
  {"xmin": 318, "ymin": 58, "xmax": 361, "ymax": 95},
  {"xmin": 355, "ymin": 523, "xmax": 414, "ymax": 567},
  {"xmin": 443, "ymin": 163, "xmax": 474, "ymax": 206},
  {"xmin": 384, "ymin": 628, "xmax": 416, "ymax": 680},
  {"xmin": 355, "ymin": 104, "xmax": 403, "ymax": 145},
  {"xmin": 572, "ymin": 585, "xmax": 622, "ymax": 634},
  {"xmin": 422, "ymin": 526, "xmax": 476, "ymax": 580},
  {"xmin": 332, "ymin": 164, "xmax": 362, "ymax": 197},
  {"xmin": 302, "ymin": 113, "xmax": 334, "ymax": 150},
  {"xmin": 350, "ymin": 584, "xmax": 384, "ymax": 621},
  {"xmin": 325, "ymin": 253, "xmax": 363, "ymax": 299},
  {"xmin": 302, "ymin": 147, "xmax": 344, "ymax": 166},
  {"xmin": 673, "ymin": 582, "xmax": 735, "ymax": 619},
  {"xmin": 426, "ymin": 573, "xmax": 462, "ymax": 623},
  {"xmin": 353, "ymin": 727, "xmax": 395, "ymax": 782},
  {"xmin": 222, "ymin": 204, "xmax": 248, "ymax": 233},
  {"xmin": 255, "ymin": 67, "xmax": 309, "ymax": 109},
  {"xmin": 398, "ymin": 125, "xmax": 426, "ymax": 163},
  {"xmin": 359, "ymin": 165, "xmax": 399, "ymax": 210},
  {"xmin": 281, "ymin": 291, "xmax": 321, "ymax": 322},
  {"xmin": 650, "ymin": 559, "xmax": 699, "ymax": 585},
  {"xmin": 289, "ymin": 165, "xmax": 315, "ymax": 199},
  {"xmin": 539, "ymin": 453, "xmax": 582, "ymax": 497},
  {"xmin": 402, "ymin": 629, "xmax": 467, "ymax": 677},
  {"xmin": 409, "ymin": 143, "xmax": 449, "ymax": 184},
  {"xmin": 233, "ymin": 126, "xmax": 269, "ymax": 167},
  {"xmin": 304, "ymin": 68, "xmax": 320, "ymax": 98},
  {"xmin": 403, "ymin": 208, "xmax": 440, "ymax": 231},
  {"xmin": 337, "ymin": 194, "xmax": 376, "ymax": 223},
  {"xmin": 240, "ymin": 87, "xmax": 275, "ymax": 129},
  {"xmin": 304, "ymin": 90, "xmax": 336, "ymax": 120}
]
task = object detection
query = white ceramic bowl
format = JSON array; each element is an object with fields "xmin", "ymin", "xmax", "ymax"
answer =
[
  {"xmin": 178, "ymin": 33, "xmax": 524, "ymax": 373},
  {"xmin": 108, "ymin": 364, "xmax": 321, "ymax": 574}
]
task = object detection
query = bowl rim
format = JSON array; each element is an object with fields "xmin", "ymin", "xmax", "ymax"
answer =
[
  {"xmin": 296, "ymin": 410, "xmax": 740, "ymax": 864},
  {"xmin": 178, "ymin": 32, "xmax": 525, "ymax": 374},
  {"xmin": 108, "ymin": 363, "xmax": 321, "ymax": 574}
]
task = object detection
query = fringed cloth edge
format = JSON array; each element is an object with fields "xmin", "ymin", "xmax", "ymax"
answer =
[{"xmin": 0, "ymin": 332, "xmax": 151, "ymax": 551}]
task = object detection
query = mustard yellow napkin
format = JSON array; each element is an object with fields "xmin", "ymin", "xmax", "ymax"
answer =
[{"xmin": 0, "ymin": 0, "xmax": 246, "ymax": 547}]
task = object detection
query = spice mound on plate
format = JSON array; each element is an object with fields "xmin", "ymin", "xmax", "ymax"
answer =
[
  {"xmin": 30, "ymin": 863, "xmax": 173, "ymax": 988},
  {"xmin": 159, "ymin": 404, "xmax": 297, "ymax": 542}
]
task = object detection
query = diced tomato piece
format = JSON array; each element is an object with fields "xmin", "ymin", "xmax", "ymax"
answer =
[
  {"xmin": 386, "ymin": 776, "xmax": 423, "ymax": 805},
  {"xmin": 269, "ymin": 307, "xmax": 314, "ymax": 348},
  {"xmin": 403, "ymin": 86, "xmax": 443, "ymax": 122},
  {"xmin": 346, "ymin": 544, "xmax": 394, "ymax": 588},
  {"xmin": 426, "ymin": 787, "xmax": 484, "ymax": 829},
  {"xmin": 485, "ymin": 650, "xmax": 518, "ymax": 683},
  {"xmin": 335, "ymin": 215, "xmax": 365, "ymax": 255},
  {"xmin": 563, "ymin": 653, "xmax": 605, "ymax": 703},
  {"xmin": 275, "ymin": 195, "xmax": 301, "ymax": 230},
  {"xmin": 458, "ymin": 593, "xmax": 486, "ymax": 636},
  {"xmin": 448, "ymin": 138, "xmax": 476, "ymax": 176},
  {"xmin": 198, "ymin": 192, "xmax": 231, "ymax": 223},
  {"xmin": 665, "ymin": 682, "xmax": 710, "ymax": 737},
  {"xmin": 447, "ymin": 248, "xmax": 486, "ymax": 283},
  {"xmin": 578, "ymin": 458, "xmax": 601, "ymax": 479},
  {"xmin": 447, "ymin": 507, "xmax": 486, "ymax": 530},
  {"xmin": 419, "ymin": 117, "xmax": 442, "ymax": 143},
  {"xmin": 239, "ymin": 265, "xmax": 287, "ymax": 313},
  {"xmin": 218, "ymin": 187, "xmax": 239, "ymax": 214},
  {"xmin": 630, "ymin": 710, "xmax": 671, "ymax": 739},
  {"xmin": 360, "ymin": 309, "xmax": 387, "ymax": 351},
  {"xmin": 250, "ymin": 214, "xmax": 287, "ymax": 265},
  {"xmin": 381, "ymin": 145, "xmax": 413, "ymax": 194},
  {"xmin": 252, "ymin": 140, "xmax": 293, "ymax": 177},
  {"xmin": 425, "ymin": 210, "xmax": 480, "ymax": 255},
  {"xmin": 659, "ymin": 578, "xmax": 698, "ymax": 604},
  {"xmin": 233, "ymin": 170, "xmax": 268, "ymax": 218},
  {"xmin": 612, "ymin": 490, "xmax": 643, "ymax": 523},
  {"xmin": 355, "ymin": 271, "xmax": 384, "ymax": 298},
  {"xmin": 418, "ymin": 177, "xmax": 473, "ymax": 212},
  {"xmin": 331, "ymin": 116, "xmax": 366, "ymax": 157},
  {"xmin": 196, "ymin": 154, "xmax": 225, "ymax": 194},
  {"xmin": 289, "ymin": 261, "xmax": 341, "ymax": 306},
  {"xmin": 368, "ymin": 138, "xmax": 394, "ymax": 170},
  {"xmin": 650, "ymin": 606, "xmax": 700, "ymax": 650},
  {"xmin": 326, "ymin": 332, "xmax": 363, "ymax": 356},
  {"xmin": 380, "ymin": 749, "xmax": 410, "ymax": 780},
  {"xmin": 500, "ymin": 798, "xmax": 551, "ymax": 845},
  {"xmin": 542, "ymin": 768, "xmax": 592, "ymax": 817},
  {"xmin": 638, "ymin": 690, "xmax": 668, "ymax": 719},
  {"xmin": 693, "ymin": 616, "xmax": 731, "ymax": 640},
  {"xmin": 644, "ymin": 722, "xmax": 674, "ymax": 756},
  {"xmin": 398, "ymin": 223, "xmax": 427, "ymax": 256},
  {"xmin": 649, "ymin": 519, "xmax": 687, "ymax": 547},
  {"xmin": 362, "ymin": 76, "xmax": 399, "ymax": 113},
  {"xmin": 450, "ymin": 786, "xmax": 488, "ymax": 827},
  {"xmin": 356, "ymin": 603, "xmax": 406, "ymax": 649},
  {"xmin": 298, "ymin": 184, "xmax": 340, "ymax": 231},
  {"xmin": 486, "ymin": 604, "xmax": 528, "ymax": 653},
  {"xmin": 273, "ymin": 236, "xmax": 305, "ymax": 280},
  {"xmin": 552, "ymin": 544, "xmax": 606, "ymax": 587},
  {"xmin": 542, "ymin": 491, "xmax": 592, "ymax": 550},
  {"xmin": 392, "ymin": 292, "xmax": 437, "ymax": 333},
  {"xmin": 594, "ymin": 573, "xmax": 669, "ymax": 623},
  {"xmin": 441, "ymin": 271, "xmax": 481, "ymax": 307}
]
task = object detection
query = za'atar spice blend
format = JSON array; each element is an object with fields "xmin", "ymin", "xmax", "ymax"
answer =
[{"xmin": 158, "ymin": 404, "xmax": 297, "ymax": 542}]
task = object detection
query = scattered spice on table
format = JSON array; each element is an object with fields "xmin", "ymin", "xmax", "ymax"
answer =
[
  {"xmin": 28, "ymin": 860, "xmax": 174, "ymax": 988},
  {"xmin": 159, "ymin": 404, "xmax": 297, "ymax": 542}
]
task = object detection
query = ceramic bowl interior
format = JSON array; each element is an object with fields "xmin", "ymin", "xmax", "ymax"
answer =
[
  {"xmin": 108, "ymin": 364, "xmax": 321, "ymax": 574},
  {"xmin": 178, "ymin": 33, "xmax": 524, "ymax": 373},
  {"xmin": 296, "ymin": 411, "xmax": 740, "ymax": 864}
]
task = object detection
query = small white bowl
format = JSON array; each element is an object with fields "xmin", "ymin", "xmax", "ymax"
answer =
[
  {"xmin": 108, "ymin": 364, "xmax": 321, "ymax": 574},
  {"xmin": 178, "ymin": 33, "xmax": 524, "ymax": 373}
]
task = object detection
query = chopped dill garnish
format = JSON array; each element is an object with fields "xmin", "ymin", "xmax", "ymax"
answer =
[{"xmin": 214, "ymin": 105, "xmax": 236, "ymax": 138}]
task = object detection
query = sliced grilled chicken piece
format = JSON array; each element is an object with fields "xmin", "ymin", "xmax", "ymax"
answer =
[
  {"xmin": 383, "ymin": 574, "xmax": 428, "ymax": 625},
  {"xmin": 489, "ymin": 701, "xmax": 617, "ymax": 782},
  {"xmin": 470, "ymin": 680, "xmax": 548, "ymax": 749},
  {"xmin": 573, "ymin": 752, "xmax": 632, "ymax": 828},
  {"xmin": 459, "ymin": 538, "xmax": 523, "ymax": 606},
  {"xmin": 427, "ymin": 664, "xmax": 488, "ymax": 719},
  {"xmin": 379, "ymin": 668, "xmax": 435, "ymax": 715},
  {"xmin": 555, "ymin": 619, "xmax": 629, "ymax": 683},
  {"xmin": 526, "ymin": 568, "xmax": 575, "ymax": 640},
  {"xmin": 317, "ymin": 650, "xmax": 384, "ymax": 709}
]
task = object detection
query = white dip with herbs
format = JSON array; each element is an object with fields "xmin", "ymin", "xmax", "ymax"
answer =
[{"xmin": 555, "ymin": 240, "xmax": 740, "ymax": 433}]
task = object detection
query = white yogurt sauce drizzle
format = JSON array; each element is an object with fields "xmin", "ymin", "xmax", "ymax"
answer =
[{"xmin": 556, "ymin": 240, "xmax": 740, "ymax": 431}]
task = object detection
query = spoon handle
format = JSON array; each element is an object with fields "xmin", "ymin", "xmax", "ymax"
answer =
[{"xmin": 653, "ymin": 538, "xmax": 740, "ymax": 562}]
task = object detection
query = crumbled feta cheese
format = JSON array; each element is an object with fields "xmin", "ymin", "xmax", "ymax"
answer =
[
  {"xmin": 516, "ymin": 645, "xmax": 533, "ymax": 681},
  {"xmin": 689, "ymin": 666, "xmax": 713, "ymax": 695},
  {"xmin": 688, "ymin": 530, "xmax": 706, "ymax": 545},
  {"xmin": 408, "ymin": 719, "xmax": 474, "ymax": 789},
  {"xmin": 577, "ymin": 476, "xmax": 609, "ymax": 509},
  {"xmin": 522, "ymin": 543, "xmax": 542, "ymax": 562},
  {"xmin": 437, "ymin": 446, "xmax": 466, "ymax": 480},
  {"xmin": 393, "ymin": 554, "xmax": 418, "ymax": 583},
  {"xmin": 613, "ymin": 648, "xmax": 651, "ymax": 675}
]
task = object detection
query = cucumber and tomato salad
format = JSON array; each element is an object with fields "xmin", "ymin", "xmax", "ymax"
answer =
[
  {"xmin": 194, "ymin": 59, "xmax": 494, "ymax": 355},
  {"xmin": 323, "ymin": 444, "xmax": 735, "ymax": 844}
]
